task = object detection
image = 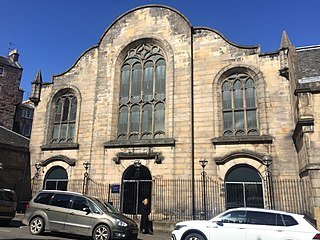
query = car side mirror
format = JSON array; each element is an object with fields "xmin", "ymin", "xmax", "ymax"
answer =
[
  {"xmin": 212, "ymin": 220, "xmax": 223, "ymax": 227},
  {"xmin": 83, "ymin": 207, "xmax": 91, "ymax": 215}
]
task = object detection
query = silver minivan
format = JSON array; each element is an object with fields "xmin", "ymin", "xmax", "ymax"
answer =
[{"xmin": 23, "ymin": 190, "xmax": 138, "ymax": 240}]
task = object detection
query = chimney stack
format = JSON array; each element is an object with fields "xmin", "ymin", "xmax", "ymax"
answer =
[{"xmin": 8, "ymin": 49, "xmax": 19, "ymax": 62}]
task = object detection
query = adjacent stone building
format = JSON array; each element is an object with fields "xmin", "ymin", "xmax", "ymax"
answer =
[
  {"xmin": 29, "ymin": 5, "xmax": 320, "ymax": 225},
  {"xmin": 0, "ymin": 49, "xmax": 32, "ymax": 205},
  {"xmin": 0, "ymin": 49, "xmax": 22, "ymax": 129}
]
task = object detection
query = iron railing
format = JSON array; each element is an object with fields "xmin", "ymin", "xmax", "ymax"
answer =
[{"xmin": 32, "ymin": 177, "xmax": 314, "ymax": 222}]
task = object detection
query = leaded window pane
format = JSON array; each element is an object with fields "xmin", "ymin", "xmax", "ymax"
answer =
[
  {"xmin": 155, "ymin": 103, "xmax": 165, "ymax": 132},
  {"xmin": 222, "ymin": 82, "xmax": 232, "ymax": 110},
  {"xmin": 155, "ymin": 59, "xmax": 166, "ymax": 101},
  {"xmin": 142, "ymin": 104, "xmax": 152, "ymax": 132},
  {"xmin": 130, "ymin": 105, "xmax": 140, "ymax": 133},
  {"xmin": 223, "ymin": 112, "xmax": 232, "ymax": 130},
  {"xmin": 62, "ymin": 98, "xmax": 69, "ymax": 121},
  {"xmin": 70, "ymin": 98, "xmax": 77, "ymax": 121},
  {"xmin": 144, "ymin": 61, "xmax": 154, "ymax": 101},
  {"xmin": 132, "ymin": 63, "xmax": 142, "ymax": 103},
  {"xmin": 245, "ymin": 79, "xmax": 256, "ymax": 108},
  {"xmin": 235, "ymin": 111, "xmax": 245, "ymax": 129},
  {"xmin": 55, "ymin": 99, "xmax": 62, "ymax": 122},
  {"xmin": 52, "ymin": 125, "xmax": 59, "ymax": 143},
  {"xmin": 120, "ymin": 65, "xmax": 130, "ymax": 104},
  {"xmin": 233, "ymin": 80, "xmax": 243, "ymax": 109},
  {"xmin": 68, "ymin": 123, "xmax": 75, "ymax": 142},
  {"xmin": 60, "ymin": 123, "xmax": 67, "ymax": 143},
  {"xmin": 118, "ymin": 106, "xmax": 128, "ymax": 135},
  {"xmin": 247, "ymin": 110, "xmax": 257, "ymax": 128}
]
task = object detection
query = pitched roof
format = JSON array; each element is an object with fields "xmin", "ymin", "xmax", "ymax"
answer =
[
  {"xmin": 0, "ymin": 56, "xmax": 22, "ymax": 69},
  {"xmin": 296, "ymin": 45, "xmax": 320, "ymax": 85},
  {"xmin": 0, "ymin": 126, "xmax": 29, "ymax": 149}
]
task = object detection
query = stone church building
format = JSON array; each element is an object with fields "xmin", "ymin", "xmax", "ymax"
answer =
[{"xmin": 29, "ymin": 5, "xmax": 320, "ymax": 225}]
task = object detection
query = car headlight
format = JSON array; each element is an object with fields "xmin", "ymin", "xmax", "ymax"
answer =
[
  {"xmin": 116, "ymin": 219, "xmax": 128, "ymax": 227},
  {"xmin": 174, "ymin": 224, "xmax": 187, "ymax": 230}
]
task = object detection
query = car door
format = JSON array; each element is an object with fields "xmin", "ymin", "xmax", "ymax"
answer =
[
  {"xmin": 209, "ymin": 210, "xmax": 246, "ymax": 240},
  {"xmin": 46, "ymin": 193, "xmax": 72, "ymax": 231},
  {"xmin": 245, "ymin": 211, "xmax": 286, "ymax": 240},
  {"xmin": 64, "ymin": 196, "xmax": 93, "ymax": 236}
]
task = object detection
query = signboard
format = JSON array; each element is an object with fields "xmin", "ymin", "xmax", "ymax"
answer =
[{"xmin": 111, "ymin": 184, "xmax": 120, "ymax": 193}]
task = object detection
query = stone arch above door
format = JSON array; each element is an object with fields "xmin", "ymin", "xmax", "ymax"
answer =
[{"xmin": 215, "ymin": 151, "xmax": 267, "ymax": 181}]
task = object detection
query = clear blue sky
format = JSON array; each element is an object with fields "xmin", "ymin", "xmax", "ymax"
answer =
[{"xmin": 2, "ymin": 0, "xmax": 320, "ymax": 100}]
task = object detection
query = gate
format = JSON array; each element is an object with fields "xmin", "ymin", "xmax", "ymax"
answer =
[
  {"xmin": 122, "ymin": 179, "xmax": 152, "ymax": 214},
  {"xmin": 121, "ymin": 164, "xmax": 152, "ymax": 214}
]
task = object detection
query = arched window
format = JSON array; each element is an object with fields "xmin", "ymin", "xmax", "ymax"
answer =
[
  {"xmin": 222, "ymin": 73, "xmax": 258, "ymax": 136},
  {"xmin": 118, "ymin": 44, "xmax": 166, "ymax": 140},
  {"xmin": 225, "ymin": 165, "xmax": 264, "ymax": 209},
  {"xmin": 51, "ymin": 90, "xmax": 77, "ymax": 143},
  {"xmin": 44, "ymin": 166, "xmax": 68, "ymax": 190}
]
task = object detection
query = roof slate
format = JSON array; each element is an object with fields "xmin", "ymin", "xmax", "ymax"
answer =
[
  {"xmin": 296, "ymin": 46, "xmax": 320, "ymax": 80},
  {"xmin": 0, "ymin": 126, "xmax": 29, "ymax": 148},
  {"xmin": 0, "ymin": 56, "xmax": 22, "ymax": 69}
]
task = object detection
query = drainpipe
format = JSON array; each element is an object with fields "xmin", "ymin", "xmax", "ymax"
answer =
[{"xmin": 191, "ymin": 27, "xmax": 196, "ymax": 220}]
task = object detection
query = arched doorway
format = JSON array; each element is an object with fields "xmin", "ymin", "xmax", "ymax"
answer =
[
  {"xmin": 121, "ymin": 163, "xmax": 152, "ymax": 214},
  {"xmin": 225, "ymin": 164, "xmax": 264, "ymax": 209},
  {"xmin": 44, "ymin": 166, "xmax": 68, "ymax": 190}
]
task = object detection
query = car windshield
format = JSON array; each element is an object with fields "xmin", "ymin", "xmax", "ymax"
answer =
[{"xmin": 89, "ymin": 197, "xmax": 120, "ymax": 214}]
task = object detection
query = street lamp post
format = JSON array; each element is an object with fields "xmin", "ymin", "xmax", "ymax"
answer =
[
  {"xmin": 263, "ymin": 155, "xmax": 274, "ymax": 209},
  {"xmin": 82, "ymin": 161, "xmax": 90, "ymax": 194},
  {"xmin": 133, "ymin": 160, "xmax": 141, "ymax": 215},
  {"xmin": 199, "ymin": 159, "xmax": 208, "ymax": 220}
]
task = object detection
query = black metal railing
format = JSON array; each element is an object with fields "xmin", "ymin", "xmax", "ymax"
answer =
[{"xmin": 32, "ymin": 177, "xmax": 314, "ymax": 223}]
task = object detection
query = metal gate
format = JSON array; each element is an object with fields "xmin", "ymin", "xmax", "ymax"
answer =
[
  {"xmin": 122, "ymin": 179, "xmax": 152, "ymax": 214},
  {"xmin": 121, "ymin": 164, "xmax": 152, "ymax": 215},
  {"xmin": 226, "ymin": 182, "xmax": 264, "ymax": 209}
]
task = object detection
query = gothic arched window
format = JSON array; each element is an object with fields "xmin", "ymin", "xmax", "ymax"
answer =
[
  {"xmin": 51, "ymin": 90, "xmax": 77, "ymax": 143},
  {"xmin": 222, "ymin": 73, "xmax": 258, "ymax": 136},
  {"xmin": 118, "ymin": 44, "xmax": 166, "ymax": 140}
]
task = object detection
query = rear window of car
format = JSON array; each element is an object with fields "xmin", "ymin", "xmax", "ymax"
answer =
[
  {"xmin": 281, "ymin": 214, "xmax": 298, "ymax": 226},
  {"xmin": 0, "ymin": 190, "xmax": 16, "ymax": 202},
  {"xmin": 34, "ymin": 192, "xmax": 54, "ymax": 204}
]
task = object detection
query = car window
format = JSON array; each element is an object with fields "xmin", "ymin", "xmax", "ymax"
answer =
[
  {"xmin": 276, "ymin": 214, "xmax": 285, "ymax": 226},
  {"xmin": 71, "ymin": 196, "xmax": 89, "ymax": 211},
  {"xmin": 50, "ymin": 194, "xmax": 72, "ymax": 208},
  {"xmin": 0, "ymin": 190, "xmax": 16, "ymax": 202},
  {"xmin": 87, "ymin": 200, "xmax": 101, "ymax": 214},
  {"xmin": 34, "ymin": 192, "xmax": 54, "ymax": 204},
  {"xmin": 220, "ymin": 210, "xmax": 247, "ymax": 224},
  {"xmin": 247, "ymin": 211, "xmax": 277, "ymax": 226},
  {"xmin": 282, "ymin": 214, "xmax": 298, "ymax": 226}
]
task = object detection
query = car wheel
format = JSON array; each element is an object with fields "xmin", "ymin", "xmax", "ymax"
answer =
[
  {"xmin": 184, "ymin": 232, "xmax": 205, "ymax": 240},
  {"xmin": 29, "ymin": 217, "xmax": 45, "ymax": 235},
  {"xmin": 92, "ymin": 224, "xmax": 111, "ymax": 240}
]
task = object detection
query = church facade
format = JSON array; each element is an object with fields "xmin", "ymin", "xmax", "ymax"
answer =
[{"xmin": 29, "ymin": 5, "xmax": 320, "ymax": 225}]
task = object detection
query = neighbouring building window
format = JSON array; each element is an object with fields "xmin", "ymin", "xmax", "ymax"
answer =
[
  {"xmin": 222, "ymin": 73, "xmax": 258, "ymax": 136},
  {"xmin": 51, "ymin": 90, "xmax": 77, "ymax": 144},
  {"xmin": 0, "ymin": 67, "xmax": 4, "ymax": 76},
  {"xmin": 22, "ymin": 123, "xmax": 32, "ymax": 137},
  {"xmin": 22, "ymin": 109, "xmax": 33, "ymax": 119},
  {"xmin": 117, "ymin": 43, "xmax": 166, "ymax": 140}
]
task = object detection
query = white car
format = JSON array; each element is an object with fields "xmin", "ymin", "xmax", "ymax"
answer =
[{"xmin": 171, "ymin": 208, "xmax": 320, "ymax": 240}]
